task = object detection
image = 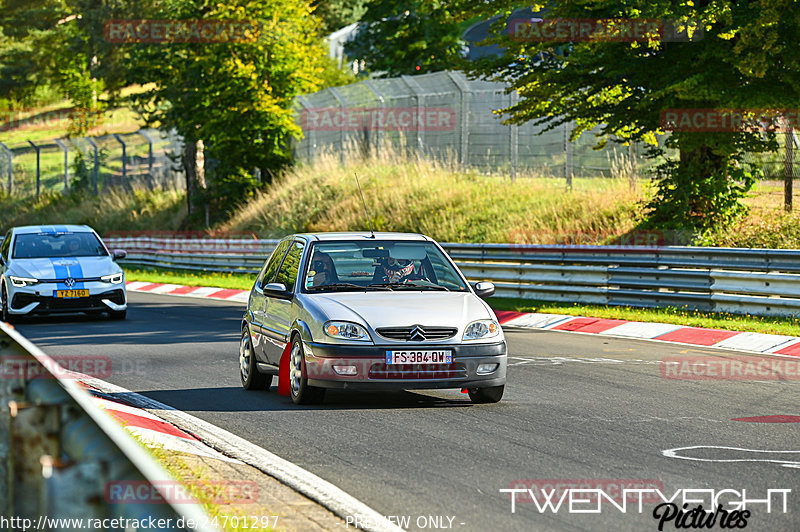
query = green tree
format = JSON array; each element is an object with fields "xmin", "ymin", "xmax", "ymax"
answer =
[
  {"xmin": 345, "ymin": 0, "xmax": 465, "ymax": 76},
  {"xmin": 459, "ymin": 1, "xmax": 800, "ymax": 233},
  {"xmin": 0, "ymin": 0, "xmax": 140, "ymax": 133},
  {"xmin": 126, "ymin": 0, "xmax": 326, "ymax": 222},
  {"xmin": 313, "ymin": 0, "xmax": 368, "ymax": 34}
]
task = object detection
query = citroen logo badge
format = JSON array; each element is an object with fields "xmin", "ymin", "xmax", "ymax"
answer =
[
  {"xmin": 65, "ymin": 278, "xmax": 76, "ymax": 288},
  {"xmin": 409, "ymin": 325, "xmax": 426, "ymax": 341}
]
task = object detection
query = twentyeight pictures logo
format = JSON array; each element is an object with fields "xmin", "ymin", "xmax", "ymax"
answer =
[{"xmin": 501, "ymin": 482, "xmax": 790, "ymax": 529}]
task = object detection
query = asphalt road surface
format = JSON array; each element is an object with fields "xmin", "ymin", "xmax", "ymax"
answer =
[{"xmin": 14, "ymin": 293, "xmax": 800, "ymax": 531}]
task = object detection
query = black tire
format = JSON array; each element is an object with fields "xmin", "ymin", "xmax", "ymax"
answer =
[
  {"xmin": 1, "ymin": 284, "xmax": 14, "ymax": 324},
  {"xmin": 468, "ymin": 384, "xmax": 504, "ymax": 404},
  {"xmin": 289, "ymin": 335, "xmax": 325, "ymax": 405},
  {"xmin": 240, "ymin": 327, "xmax": 270, "ymax": 390},
  {"xmin": 109, "ymin": 309, "xmax": 127, "ymax": 320}
]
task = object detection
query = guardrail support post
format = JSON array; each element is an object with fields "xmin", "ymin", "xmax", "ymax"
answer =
[
  {"xmin": 86, "ymin": 137, "xmax": 99, "ymax": 195},
  {"xmin": 41, "ymin": 456, "xmax": 107, "ymax": 525},
  {"xmin": 26, "ymin": 140, "xmax": 41, "ymax": 197},
  {"xmin": 0, "ymin": 141, "xmax": 12, "ymax": 194},
  {"xmin": 8, "ymin": 402, "xmax": 61, "ymax": 521},
  {"xmin": 54, "ymin": 139, "xmax": 69, "ymax": 192}
]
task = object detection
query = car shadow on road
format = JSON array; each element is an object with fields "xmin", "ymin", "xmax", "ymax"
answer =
[{"xmin": 119, "ymin": 386, "xmax": 475, "ymax": 413}]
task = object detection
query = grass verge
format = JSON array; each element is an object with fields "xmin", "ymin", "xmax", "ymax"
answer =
[
  {"xmin": 124, "ymin": 266, "xmax": 255, "ymax": 290},
  {"xmin": 129, "ymin": 436, "xmax": 273, "ymax": 531},
  {"xmin": 124, "ymin": 266, "xmax": 800, "ymax": 337}
]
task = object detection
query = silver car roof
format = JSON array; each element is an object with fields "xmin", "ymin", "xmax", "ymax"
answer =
[
  {"xmin": 12, "ymin": 225, "xmax": 94, "ymax": 234},
  {"xmin": 296, "ymin": 232, "xmax": 433, "ymax": 242}
]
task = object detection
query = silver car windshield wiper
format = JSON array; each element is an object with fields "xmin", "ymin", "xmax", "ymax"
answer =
[{"xmin": 367, "ymin": 282, "xmax": 449, "ymax": 291}]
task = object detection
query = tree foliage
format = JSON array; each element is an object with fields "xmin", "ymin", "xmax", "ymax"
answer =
[
  {"xmin": 123, "ymin": 0, "xmax": 326, "ymax": 222},
  {"xmin": 0, "ymin": 0, "xmax": 140, "ymax": 132},
  {"xmin": 458, "ymin": 1, "xmax": 800, "ymax": 232},
  {"xmin": 345, "ymin": 0, "xmax": 465, "ymax": 77},
  {"xmin": 313, "ymin": 0, "xmax": 368, "ymax": 34}
]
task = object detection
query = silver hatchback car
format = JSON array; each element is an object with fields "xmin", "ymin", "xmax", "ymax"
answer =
[{"xmin": 239, "ymin": 232, "xmax": 507, "ymax": 405}]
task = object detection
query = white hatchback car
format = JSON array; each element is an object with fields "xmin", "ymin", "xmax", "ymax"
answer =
[{"xmin": 0, "ymin": 225, "xmax": 128, "ymax": 321}]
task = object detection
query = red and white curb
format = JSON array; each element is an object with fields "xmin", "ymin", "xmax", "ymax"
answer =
[
  {"xmin": 495, "ymin": 310, "xmax": 800, "ymax": 358},
  {"xmin": 126, "ymin": 281, "xmax": 249, "ymax": 303},
  {"xmin": 85, "ymin": 386, "xmax": 242, "ymax": 463},
  {"xmin": 126, "ymin": 279, "xmax": 800, "ymax": 358}
]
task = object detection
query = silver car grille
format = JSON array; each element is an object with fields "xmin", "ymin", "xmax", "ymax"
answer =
[{"xmin": 376, "ymin": 325, "xmax": 457, "ymax": 342}]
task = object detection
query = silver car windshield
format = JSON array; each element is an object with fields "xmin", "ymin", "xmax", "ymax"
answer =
[
  {"xmin": 303, "ymin": 241, "xmax": 468, "ymax": 293},
  {"xmin": 13, "ymin": 232, "xmax": 108, "ymax": 259}
]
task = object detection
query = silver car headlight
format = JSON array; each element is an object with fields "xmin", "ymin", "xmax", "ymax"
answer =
[
  {"xmin": 101, "ymin": 273, "xmax": 124, "ymax": 284},
  {"xmin": 324, "ymin": 321, "xmax": 371, "ymax": 342},
  {"xmin": 9, "ymin": 276, "xmax": 39, "ymax": 288},
  {"xmin": 463, "ymin": 319, "xmax": 500, "ymax": 341}
]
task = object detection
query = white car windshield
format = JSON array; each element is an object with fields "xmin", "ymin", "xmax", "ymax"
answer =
[
  {"xmin": 303, "ymin": 240, "xmax": 468, "ymax": 292},
  {"xmin": 13, "ymin": 232, "xmax": 108, "ymax": 259}
]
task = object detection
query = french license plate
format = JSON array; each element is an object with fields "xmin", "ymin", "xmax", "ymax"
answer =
[
  {"xmin": 386, "ymin": 350, "xmax": 452, "ymax": 365},
  {"xmin": 54, "ymin": 290, "xmax": 90, "ymax": 298}
]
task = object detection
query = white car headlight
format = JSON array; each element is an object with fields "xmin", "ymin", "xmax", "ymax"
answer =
[
  {"xmin": 9, "ymin": 276, "xmax": 38, "ymax": 288},
  {"xmin": 101, "ymin": 273, "xmax": 124, "ymax": 284},
  {"xmin": 324, "ymin": 321, "xmax": 371, "ymax": 341},
  {"xmin": 463, "ymin": 319, "xmax": 500, "ymax": 340}
]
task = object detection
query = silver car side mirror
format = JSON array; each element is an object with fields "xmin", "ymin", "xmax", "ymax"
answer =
[
  {"xmin": 263, "ymin": 282, "xmax": 287, "ymax": 292},
  {"xmin": 473, "ymin": 281, "xmax": 495, "ymax": 298}
]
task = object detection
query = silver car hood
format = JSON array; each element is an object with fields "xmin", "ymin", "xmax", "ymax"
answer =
[
  {"xmin": 10, "ymin": 257, "xmax": 120, "ymax": 279},
  {"xmin": 308, "ymin": 291, "xmax": 496, "ymax": 329}
]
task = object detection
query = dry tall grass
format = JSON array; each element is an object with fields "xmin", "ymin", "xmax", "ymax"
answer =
[{"xmin": 220, "ymin": 148, "xmax": 644, "ymax": 243}]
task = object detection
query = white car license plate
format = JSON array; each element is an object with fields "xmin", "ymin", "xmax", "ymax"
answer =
[{"xmin": 386, "ymin": 350, "xmax": 452, "ymax": 365}]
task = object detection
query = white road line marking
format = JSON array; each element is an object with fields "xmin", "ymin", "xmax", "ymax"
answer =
[{"xmin": 662, "ymin": 445, "xmax": 800, "ymax": 468}]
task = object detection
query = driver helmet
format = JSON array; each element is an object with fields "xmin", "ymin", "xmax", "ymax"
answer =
[
  {"xmin": 383, "ymin": 257, "xmax": 414, "ymax": 283},
  {"xmin": 312, "ymin": 252, "xmax": 334, "ymax": 274},
  {"xmin": 67, "ymin": 237, "xmax": 81, "ymax": 253}
]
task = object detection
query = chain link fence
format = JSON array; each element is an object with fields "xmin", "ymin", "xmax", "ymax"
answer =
[
  {"xmin": 0, "ymin": 128, "xmax": 185, "ymax": 197},
  {"xmin": 293, "ymin": 70, "xmax": 799, "ymax": 188}
]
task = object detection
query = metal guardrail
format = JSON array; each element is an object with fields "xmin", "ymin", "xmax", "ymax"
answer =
[
  {"xmin": 0, "ymin": 322, "xmax": 215, "ymax": 530},
  {"xmin": 105, "ymin": 237, "xmax": 800, "ymax": 317}
]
